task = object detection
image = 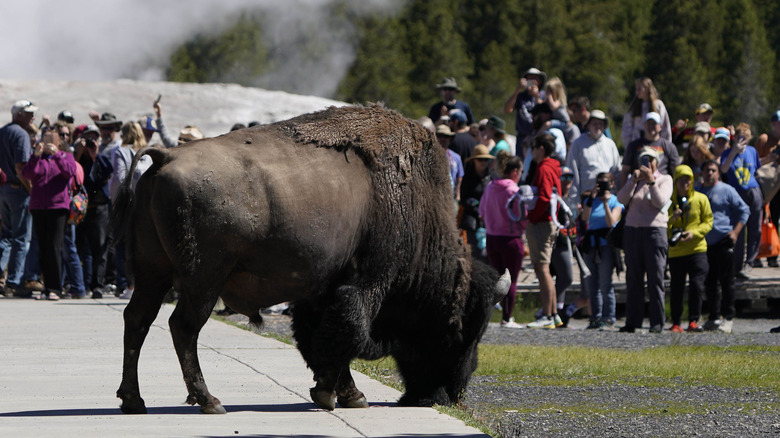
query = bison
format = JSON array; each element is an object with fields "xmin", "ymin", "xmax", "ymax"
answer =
[{"xmin": 113, "ymin": 105, "xmax": 509, "ymax": 415}]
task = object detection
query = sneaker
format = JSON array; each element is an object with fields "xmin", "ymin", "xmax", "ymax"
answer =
[
  {"xmin": 559, "ymin": 311, "xmax": 571, "ymax": 328},
  {"xmin": 686, "ymin": 321, "xmax": 703, "ymax": 333},
  {"xmin": 91, "ymin": 290, "xmax": 103, "ymax": 299},
  {"xmin": 527, "ymin": 316, "xmax": 555, "ymax": 329},
  {"xmin": 600, "ymin": 320, "xmax": 616, "ymax": 331},
  {"xmin": 735, "ymin": 270, "xmax": 750, "ymax": 280},
  {"xmin": 670, "ymin": 324, "xmax": 684, "ymax": 333},
  {"xmin": 702, "ymin": 319, "xmax": 722, "ymax": 331},
  {"xmin": 768, "ymin": 258, "xmax": 780, "ymax": 268},
  {"xmin": 649, "ymin": 324, "xmax": 663, "ymax": 333},
  {"xmin": 500, "ymin": 317, "xmax": 525, "ymax": 329},
  {"xmin": 553, "ymin": 314, "xmax": 564, "ymax": 328},
  {"xmin": 718, "ymin": 319, "xmax": 733, "ymax": 333},
  {"xmin": 119, "ymin": 288, "xmax": 133, "ymax": 300},
  {"xmin": 752, "ymin": 259, "xmax": 764, "ymax": 268},
  {"xmin": 23, "ymin": 280, "xmax": 45, "ymax": 292},
  {"xmin": 586, "ymin": 320, "xmax": 603, "ymax": 330}
]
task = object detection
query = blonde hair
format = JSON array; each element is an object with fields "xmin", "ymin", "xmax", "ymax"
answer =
[
  {"xmin": 121, "ymin": 121, "xmax": 147, "ymax": 151},
  {"xmin": 735, "ymin": 122, "xmax": 752, "ymax": 143},
  {"xmin": 683, "ymin": 135, "xmax": 714, "ymax": 166},
  {"xmin": 545, "ymin": 77, "xmax": 567, "ymax": 107},
  {"xmin": 629, "ymin": 77, "xmax": 661, "ymax": 117}
]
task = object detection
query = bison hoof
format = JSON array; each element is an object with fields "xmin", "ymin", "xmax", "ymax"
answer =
[
  {"xmin": 200, "ymin": 401, "xmax": 227, "ymax": 414},
  {"xmin": 119, "ymin": 397, "xmax": 147, "ymax": 414},
  {"xmin": 310, "ymin": 387, "xmax": 336, "ymax": 411},
  {"xmin": 337, "ymin": 394, "xmax": 369, "ymax": 409}
]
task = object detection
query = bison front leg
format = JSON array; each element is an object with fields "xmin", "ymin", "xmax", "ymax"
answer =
[
  {"xmin": 117, "ymin": 277, "xmax": 171, "ymax": 414},
  {"xmin": 335, "ymin": 367, "xmax": 368, "ymax": 408},
  {"xmin": 169, "ymin": 291, "xmax": 226, "ymax": 414}
]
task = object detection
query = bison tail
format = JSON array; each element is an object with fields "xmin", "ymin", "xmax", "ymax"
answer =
[{"xmin": 110, "ymin": 146, "xmax": 171, "ymax": 242}]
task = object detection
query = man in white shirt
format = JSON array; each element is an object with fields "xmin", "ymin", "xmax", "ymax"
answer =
[{"xmin": 565, "ymin": 110, "xmax": 621, "ymax": 208}]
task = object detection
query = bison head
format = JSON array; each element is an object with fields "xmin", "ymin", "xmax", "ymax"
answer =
[{"xmin": 397, "ymin": 260, "xmax": 509, "ymax": 407}]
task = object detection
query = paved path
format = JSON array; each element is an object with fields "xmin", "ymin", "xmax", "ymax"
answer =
[{"xmin": 0, "ymin": 298, "xmax": 488, "ymax": 437}]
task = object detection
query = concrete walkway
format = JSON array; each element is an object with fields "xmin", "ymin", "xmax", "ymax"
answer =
[{"xmin": 0, "ymin": 298, "xmax": 488, "ymax": 437}]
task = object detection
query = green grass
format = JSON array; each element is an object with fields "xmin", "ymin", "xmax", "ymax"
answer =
[{"xmin": 475, "ymin": 344, "xmax": 780, "ymax": 390}]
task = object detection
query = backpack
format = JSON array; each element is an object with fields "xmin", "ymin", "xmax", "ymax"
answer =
[{"xmin": 506, "ymin": 185, "xmax": 537, "ymax": 222}]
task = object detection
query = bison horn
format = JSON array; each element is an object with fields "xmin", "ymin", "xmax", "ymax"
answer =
[{"xmin": 493, "ymin": 269, "xmax": 511, "ymax": 304}]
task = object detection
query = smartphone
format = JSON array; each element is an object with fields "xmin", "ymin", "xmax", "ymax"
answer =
[
  {"xmin": 154, "ymin": 94, "xmax": 162, "ymax": 104},
  {"xmin": 641, "ymin": 156, "xmax": 650, "ymax": 168}
]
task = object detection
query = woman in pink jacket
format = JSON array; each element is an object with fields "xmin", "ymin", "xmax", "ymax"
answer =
[
  {"xmin": 479, "ymin": 156, "xmax": 526, "ymax": 328},
  {"xmin": 21, "ymin": 128, "xmax": 77, "ymax": 300}
]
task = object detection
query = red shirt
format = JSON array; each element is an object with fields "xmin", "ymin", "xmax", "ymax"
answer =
[{"xmin": 528, "ymin": 157, "xmax": 561, "ymax": 223}]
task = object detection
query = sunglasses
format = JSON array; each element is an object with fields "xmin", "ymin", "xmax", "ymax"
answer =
[{"xmin": 561, "ymin": 175, "xmax": 574, "ymax": 181}]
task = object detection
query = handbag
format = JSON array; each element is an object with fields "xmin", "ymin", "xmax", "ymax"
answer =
[
  {"xmin": 605, "ymin": 184, "xmax": 638, "ymax": 250},
  {"xmin": 68, "ymin": 181, "xmax": 89, "ymax": 225},
  {"xmin": 758, "ymin": 205, "xmax": 780, "ymax": 258},
  {"xmin": 756, "ymin": 162, "xmax": 780, "ymax": 205}
]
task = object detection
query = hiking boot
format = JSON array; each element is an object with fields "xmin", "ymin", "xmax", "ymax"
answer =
[
  {"xmin": 23, "ymin": 280, "xmax": 45, "ymax": 292},
  {"xmin": 718, "ymin": 319, "xmax": 733, "ymax": 333},
  {"xmin": 553, "ymin": 314, "xmax": 564, "ymax": 328},
  {"xmin": 670, "ymin": 324, "xmax": 684, "ymax": 333},
  {"xmin": 527, "ymin": 316, "xmax": 555, "ymax": 329},
  {"xmin": 500, "ymin": 317, "xmax": 525, "ymax": 329},
  {"xmin": 686, "ymin": 321, "xmax": 703, "ymax": 333},
  {"xmin": 702, "ymin": 319, "xmax": 722, "ymax": 331}
]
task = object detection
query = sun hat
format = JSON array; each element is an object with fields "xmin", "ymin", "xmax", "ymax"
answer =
[
  {"xmin": 178, "ymin": 125, "xmax": 203, "ymax": 143},
  {"xmin": 523, "ymin": 67, "xmax": 547, "ymax": 87},
  {"xmin": 95, "ymin": 112, "xmax": 122, "ymax": 129},
  {"xmin": 435, "ymin": 77, "xmax": 461, "ymax": 92},
  {"xmin": 486, "ymin": 115, "xmax": 506, "ymax": 134},
  {"xmin": 714, "ymin": 127, "xmax": 730, "ymax": 140},
  {"xmin": 435, "ymin": 124, "xmax": 455, "ymax": 137},
  {"xmin": 467, "ymin": 144, "xmax": 494, "ymax": 161},
  {"xmin": 586, "ymin": 109, "xmax": 609, "ymax": 128}
]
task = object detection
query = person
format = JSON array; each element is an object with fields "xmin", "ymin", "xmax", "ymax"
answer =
[
  {"xmin": 580, "ymin": 172, "xmax": 623, "ymax": 330},
  {"xmin": 519, "ymin": 103, "xmax": 566, "ymax": 182},
  {"xmin": 565, "ymin": 109, "xmax": 621, "ymax": 206},
  {"xmin": 525, "ymin": 134, "xmax": 563, "ymax": 329},
  {"xmin": 667, "ymin": 165, "xmax": 713, "ymax": 333},
  {"xmin": 483, "ymin": 116, "xmax": 510, "ymax": 157},
  {"xmin": 681, "ymin": 135, "xmax": 715, "ymax": 185},
  {"xmin": 544, "ymin": 77, "xmax": 579, "ymax": 145},
  {"xmin": 479, "ymin": 156, "xmax": 526, "ymax": 328},
  {"xmin": 428, "ymin": 77, "xmax": 474, "ymax": 125},
  {"xmin": 178, "ymin": 125, "xmax": 203, "ymax": 144},
  {"xmin": 503, "ymin": 67, "xmax": 546, "ymax": 141},
  {"xmin": 621, "ymin": 77, "xmax": 672, "ymax": 147},
  {"xmin": 720, "ymin": 123, "xmax": 762, "ymax": 278},
  {"xmin": 712, "ymin": 127, "xmax": 731, "ymax": 160},
  {"xmin": 436, "ymin": 124, "xmax": 463, "ymax": 214},
  {"xmin": 619, "ymin": 112, "xmax": 679, "ymax": 188},
  {"xmin": 448, "ymin": 109, "xmax": 477, "ymax": 162},
  {"xmin": 754, "ymin": 110, "xmax": 780, "ymax": 268},
  {"xmin": 460, "ymin": 145, "xmax": 493, "ymax": 262},
  {"xmin": 672, "ymin": 103, "xmax": 716, "ymax": 149},
  {"xmin": 0, "ymin": 100, "xmax": 36, "ymax": 297},
  {"xmin": 153, "ymin": 99, "xmax": 179, "ymax": 148},
  {"xmin": 21, "ymin": 128, "xmax": 78, "ymax": 300},
  {"xmin": 568, "ymin": 96, "xmax": 612, "ymax": 140},
  {"xmin": 617, "ymin": 147, "xmax": 673, "ymax": 333},
  {"xmin": 697, "ymin": 160, "xmax": 749, "ymax": 333}
]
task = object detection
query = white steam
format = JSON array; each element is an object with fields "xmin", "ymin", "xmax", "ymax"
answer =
[{"xmin": 1, "ymin": 0, "xmax": 402, "ymax": 98}]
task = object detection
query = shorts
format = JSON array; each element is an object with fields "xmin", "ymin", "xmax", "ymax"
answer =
[{"xmin": 526, "ymin": 221, "xmax": 558, "ymax": 265}]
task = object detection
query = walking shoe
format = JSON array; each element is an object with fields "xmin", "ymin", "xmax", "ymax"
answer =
[
  {"xmin": 600, "ymin": 320, "xmax": 616, "ymax": 331},
  {"xmin": 752, "ymin": 259, "xmax": 764, "ymax": 268},
  {"xmin": 553, "ymin": 314, "xmax": 564, "ymax": 328},
  {"xmin": 91, "ymin": 290, "xmax": 103, "ymax": 299},
  {"xmin": 6, "ymin": 284, "xmax": 32, "ymax": 298},
  {"xmin": 718, "ymin": 319, "xmax": 733, "ymax": 333},
  {"xmin": 768, "ymin": 258, "xmax": 780, "ymax": 268},
  {"xmin": 735, "ymin": 270, "xmax": 750, "ymax": 281},
  {"xmin": 686, "ymin": 321, "xmax": 703, "ymax": 333},
  {"xmin": 69, "ymin": 292, "xmax": 87, "ymax": 299},
  {"xmin": 618, "ymin": 325, "xmax": 635, "ymax": 333},
  {"xmin": 119, "ymin": 288, "xmax": 134, "ymax": 300},
  {"xmin": 500, "ymin": 317, "xmax": 525, "ymax": 329},
  {"xmin": 23, "ymin": 280, "xmax": 45, "ymax": 292},
  {"xmin": 670, "ymin": 324, "xmax": 684, "ymax": 333},
  {"xmin": 527, "ymin": 316, "xmax": 554, "ymax": 329},
  {"xmin": 586, "ymin": 320, "xmax": 603, "ymax": 330},
  {"xmin": 649, "ymin": 324, "xmax": 663, "ymax": 333},
  {"xmin": 770, "ymin": 325, "xmax": 780, "ymax": 333},
  {"xmin": 702, "ymin": 319, "xmax": 722, "ymax": 331}
]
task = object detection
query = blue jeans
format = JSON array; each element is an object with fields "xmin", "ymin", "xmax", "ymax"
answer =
[
  {"xmin": 0, "ymin": 185, "xmax": 32, "ymax": 286},
  {"xmin": 735, "ymin": 186, "xmax": 762, "ymax": 269},
  {"xmin": 584, "ymin": 242, "xmax": 617, "ymax": 323},
  {"xmin": 62, "ymin": 223, "xmax": 86, "ymax": 294},
  {"xmin": 23, "ymin": 229, "xmax": 40, "ymax": 281}
]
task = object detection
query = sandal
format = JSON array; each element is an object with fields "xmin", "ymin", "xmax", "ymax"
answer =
[{"xmin": 46, "ymin": 292, "xmax": 60, "ymax": 301}]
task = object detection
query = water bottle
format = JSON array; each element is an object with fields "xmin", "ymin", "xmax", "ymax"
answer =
[{"xmin": 476, "ymin": 227, "xmax": 487, "ymax": 251}]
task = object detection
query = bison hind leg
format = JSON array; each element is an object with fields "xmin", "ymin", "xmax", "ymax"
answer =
[{"xmin": 336, "ymin": 368, "xmax": 368, "ymax": 408}]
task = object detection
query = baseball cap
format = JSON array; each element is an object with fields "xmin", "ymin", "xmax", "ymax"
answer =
[
  {"xmin": 714, "ymin": 127, "xmax": 730, "ymax": 140},
  {"xmin": 638, "ymin": 146, "xmax": 660, "ymax": 160},
  {"xmin": 448, "ymin": 109, "xmax": 467, "ymax": 124},
  {"xmin": 644, "ymin": 112, "xmax": 662, "ymax": 124},
  {"xmin": 694, "ymin": 121, "xmax": 711, "ymax": 134},
  {"xmin": 11, "ymin": 100, "xmax": 38, "ymax": 118},
  {"xmin": 771, "ymin": 110, "xmax": 780, "ymax": 122},
  {"xmin": 695, "ymin": 103, "xmax": 713, "ymax": 115}
]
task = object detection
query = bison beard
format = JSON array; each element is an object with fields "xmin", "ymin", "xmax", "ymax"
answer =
[{"xmin": 113, "ymin": 104, "xmax": 509, "ymax": 415}]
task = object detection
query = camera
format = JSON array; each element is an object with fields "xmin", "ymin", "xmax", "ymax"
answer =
[
  {"xmin": 669, "ymin": 228, "xmax": 685, "ymax": 246},
  {"xmin": 85, "ymin": 139, "xmax": 97, "ymax": 150},
  {"xmin": 597, "ymin": 180, "xmax": 610, "ymax": 197}
]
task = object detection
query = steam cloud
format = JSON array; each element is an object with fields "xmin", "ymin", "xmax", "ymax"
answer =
[{"xmin": 0, "ymin": 0, "xmax": 401, "ymax": 98}]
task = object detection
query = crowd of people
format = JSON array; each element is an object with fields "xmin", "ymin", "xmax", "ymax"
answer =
[
  {"xmin": 424, "ymin": 72, "xmax": 780, "ymax": 334},
  {"xmin": 2, "ymin": 72, "xmax": 780, "ymax": 334},
  {"xmin": 0, "ymin": 98, "xmax": 202, "ymax": 301}
]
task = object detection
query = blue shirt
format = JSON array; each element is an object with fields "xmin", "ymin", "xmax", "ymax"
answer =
[
  {"xmin": 720, "ymin": 145, "xmax": 761, "ymax": 191},
  {"xmin": 446, "ymin": 149, "xmax": 464, "ymax": 198},
  {"xmin": 696, "ymin": 181, "xmax": 750, "ymax": 246},
  {"xmin": 587, "ymin": 195, "xmax": 624, "ymax": 246},
  {"xmin": 0, "ymin": 123, "xmax": 32, "ymax": 185}
]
